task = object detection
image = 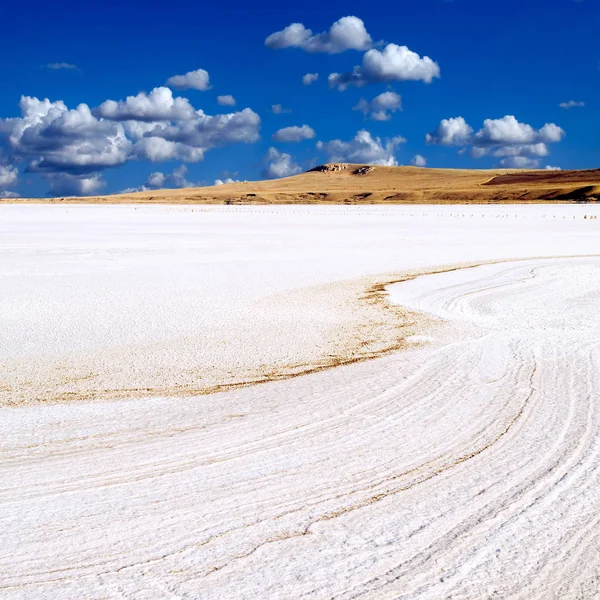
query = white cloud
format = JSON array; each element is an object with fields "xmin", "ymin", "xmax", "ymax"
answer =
[
  {"xmin": 265, "ymin": 16, "xmax": 372, "ymax": 54},
  {"xmin": 272, "ymin": 124, "xmax": 316, "ymax": 142},
  {"xmin": 130, "ymin": 138, "xmax": 205, "ymax": 162},
  {"xmin": 147, "ymin": 171, "xmax": 166, "ymax": 188},
  {"xmin": 427, "ymin": 115, "xmax": 565, "ymax": 166},
  {"xmin": 47, "ymin": 173, "xmax": 106, "ymax": 196},
  {"xmin": 45, "ymin": 89, "xmax": 258, "ymax": 165},
  {"xmin": 317, "ymin": 129, "xmax": 405, "ymax": 165},
  {"xmin": 353, "ymin": 91, "xmax": 402, "ymax": 121},
  {"xmin": 0, "ymin": 190, "xmax": 20, "ymax": 198},
  {"xmin": 131, "ymin": 165, "xmax": 197, "ymax": 192},
  {"xmin": 169, "ymin": 164, "xmax": 193, "ymax": 187},
  {"xmin": 271, "ymin": 104, "xmax": 291, "ymax": 114},
  {"xmin": 559, "ymin": 100, "xmax": 584, "ymax": 109},
  {"xmin": 0, "ymin": 96, "xmax": 131, "ymax": 174},
  {"xmin": 499, "ymin": 156, "xmax": 540, "ymax": 169},
  {"xmin": 538, "ymin": 122, "xmax": 565, "ymax": 143},
  {"xmin": 166, "ymin": 68, "xmax": 211, "ymax": 91},
  {"xmin": 425, "ymin": 116, "xmax": 473, "ymax": 145},
  {"xmin": 96, "ymin": 88, "xmax": 260, "ymax": 163},
  {"xmin": 489, "ymin": 143, "xmax": 549, "ymax": 158},
  {"xmin": 411, "ymin": 154, "xmax": 427, "ymax": 167},
  {"xmin": 45, "ymin": 62, "xmax": 79, "ymax": 70},
  {"xmin": 94, "ymin": 87, "xmax": 196, "ymax": 122},
  {"xmin": 0, "ymin": 164, "xmax": 18, "ymax": 188},
  {"xmin": 329, "ymin": 44, "xmax": 440, "ymax": 90},
  {"xmin": 122, "ymin": 120, "xmax": 159, "ymax": 140},
  {"xmin": 0, "ymin": 91, "xmax": 261, "ymax": 195},
  {"xmin": 263, "ymin": 147, "xmax": 302, "ymax": 178},
  {"xmin": 214, "ymin": 177, "xmax": 237, "ymax": 185},
  {"xmin": 217, "ymin": 95, "xmax": 236, "ymax": 107},
  {"xmin": 545, "ymin": 165, "xmax": 562, "ymax": 170},
  {"xmin": 302, "ymin": 73, "xmax": 319, "ymax": 85},
  {"xmin": 473, "ymin": 115, "xmax": 565, "ymax": 146},
  {"xmin": 132, "ymin": 107, "xmax": 260, "ymax": 162}
]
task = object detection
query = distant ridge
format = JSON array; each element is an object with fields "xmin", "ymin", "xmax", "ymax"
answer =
[{"xmin": 5, "ymin": 165, "xmax": 600, "ymax": 204}]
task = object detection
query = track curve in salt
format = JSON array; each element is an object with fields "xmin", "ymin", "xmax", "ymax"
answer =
[{"xmin": 2, "ymin": 255, "xmax": 600, "ymax": 599}]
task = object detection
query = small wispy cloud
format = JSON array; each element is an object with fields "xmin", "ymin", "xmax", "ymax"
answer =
[
  {"xmin": 353, "ymin": 91, "xmax": 402, "ymax": 121},
  {"xmin": 44, "ymin": 62, "xmax": 79, "ymax": 71},
  {"xmin": 411, "ymin": 154, "xmax": 427, "ymax": 167},
  {"xmin": 265, "ymin": 16, "xmax": 372, "ymax": 54},
  {"xmin": 559, "ymin": 100, "xmax": 584, "ymax": 109},
  {"xmin": 272, "ymin": 124, "xmax": 316, "ymax": 142},
  {"xmin": 166, "ymin": 68, "xmax": 211, "ymax": 91},
  {"xmin": 270, "ymin": 104, "xmax": 291, "ymax": 114},
  {"xmin": 217, "ymin": 95, "xmax": 236, "ymax": 107}
]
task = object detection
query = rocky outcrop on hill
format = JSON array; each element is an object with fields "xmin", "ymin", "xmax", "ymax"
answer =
[
  {"xmin": 353, "ymin": 166, "xmax": 375, "ymax": 175},
  {"xmin": 310, "ymin": 164, "xmax": 348, "ymax": 173}
]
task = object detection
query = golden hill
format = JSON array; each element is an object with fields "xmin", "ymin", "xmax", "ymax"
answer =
[{"xmin": 7, "ymin": 164, "xmax": 600, "ymax": 204}]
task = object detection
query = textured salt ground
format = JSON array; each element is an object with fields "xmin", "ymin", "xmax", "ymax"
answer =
[
  {"xmin": 1, "ymin": 204, "xmax": 599, "ymax": 406},
  {"xmin": 1, "ymin": 205, "xmax": 600, "ymax": 599}
]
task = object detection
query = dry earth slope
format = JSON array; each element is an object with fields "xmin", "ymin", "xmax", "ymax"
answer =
[{"xmin": 6, "ymin": 164, "xmax": 600, "ymax": 204}]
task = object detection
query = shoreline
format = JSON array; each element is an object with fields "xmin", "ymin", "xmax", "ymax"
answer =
[
  {"xmin": 2, "ymin": 203, "xmax": 599, "ymax": 407},
  {"xmin": 4, "ymin": 254, "xmax": 598, "ymax": 408}
]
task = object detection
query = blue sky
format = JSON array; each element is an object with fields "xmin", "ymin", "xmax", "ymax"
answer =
[{"xmin": 0, "ymin": 0, "xmax": 598, "ymax": 197}]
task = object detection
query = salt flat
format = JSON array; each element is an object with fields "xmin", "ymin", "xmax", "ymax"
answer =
[{"xmin": 1, "ymin": 204, "xmax": 600, "ymax": 599}]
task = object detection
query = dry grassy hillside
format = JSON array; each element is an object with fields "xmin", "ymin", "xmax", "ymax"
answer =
[{"xmin": 7, "ymin": 164, "xmax": 600, "ymax": 204}]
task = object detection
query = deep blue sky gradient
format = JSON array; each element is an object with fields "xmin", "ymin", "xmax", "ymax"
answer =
[{"xmin": 0, "ymin": 0, "xmax": 598, "ymax": 196}]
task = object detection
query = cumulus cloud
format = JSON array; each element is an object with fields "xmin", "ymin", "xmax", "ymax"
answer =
[
  {"xmin": 411, "ymin": 154, "xmax": 427, "ymax": 167},
  {"xmin": 499, "ymin": 156, "xmax": 541, "ymax": 169},
  {"xmin": 94, "ymin": 87, "xmax": 197, "ymax": 122},
  {"xmin": 0, "ymin": 164, "xmax": 18, "ymax": 189},
  {"xmin": 473, "ymin": 115, "xmax": 564, "ymax": 146},
  {"xmin": 130, "ymin": 138, "xmax": 205, "ymax": 162},
  {"xmin": 538, "ymin": 122, "xmax": 565, "ymax": 143},
  {"xmin": 426, "ymin": 115, "xmax": 565, "ymax": 166},
  {"xmin": 302, "ymin": 73, "xmax": 319, "ymax": 85},
  {"xmin": 166, "ymin": 68, "xmax": 211, "ymax": 91},
  {"xmin": 126, "ymin": 165, "xmax": 198, "ymax": 193},
  {"xmin": 265, "ymin": 16, "xmax": 372, "ymax": 54},
  {"xmin": 545, "ymin": 165, "xmax": 562, "ymax": 170},
  {"xmin": 95, "ymin": 87, "xmax": 260, "ymax": 163},
  {"xmin": 353, "ymin": 91, "xmax": 402, "ymax": 121},
  {"xmin": 559, "ymin": 100, "xmax": 584, "ymax": 109},
  {"xmin": 147, "ymin": 171, "xmax": 166, "ymax": 188},
  {"xmin": 47, "ymin": 173, "xmax": 106, "ymax": 196},
  {"xmin": 132, "ymin": 107, "xmax": 260, "ymax": 162},
  {"xmin": 0, "ymin": 90, "xmax": 262, "ymax": 195},
  {"xmin": 95, "ymin": 88, "xmax": 261, "ymax": 163},
  {"xmin": 262, "ymin": 147, "xmax": 302, "ymax": 178},
  {"xmin": 45, "ymin": 62, "xmax": 79, "ymax": 70},
  {"xmin": 271, "ymin": 104, "xmax": 291, "ymax": 115},
  {"xmin": 95, "ymin": 87, "xmax": 260, "ymax": 162},
  {"xmin": 489, "ymin": 142, "xmax": 549, "ymax": 158},
  {"xmin": 317, "ymin": 129, "xmax": 406, "ymax": 165},
  {"xmin": 0, "ymin": 96, "xmax": 131, "ymax": 175},
  {"xmin": 214, "ymin": 177, "xmax": 238, "ymax": 185},
  {"xmin": 217, "ymin": 95, "xmax": 236, "ymax": 106},
  {"xmin": 425, "ymin": 116, "xmax": 473, "ymax": 145},
  {"xmin": 169, "ymin": 164, "xmax": 194, "ymax": 187},
  {"xmin": 272, "ymin": 124, "xmax": 315, "ymax": 142},
  {"xmin": 329, "ymin": 44, "xmax": 440, "ymax": 90}
]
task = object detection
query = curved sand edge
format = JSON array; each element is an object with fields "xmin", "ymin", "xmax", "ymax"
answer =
[
  {"xmin": 1, "ymin": 271, "xmax": 434, "ymax": 406},
  {"xmin": 6, "ymin": 255, "xmax": 580, "ymax": 408},
  {"xmin": 5, "ymin": 255, "xmax": 597, "ymax": 407}
]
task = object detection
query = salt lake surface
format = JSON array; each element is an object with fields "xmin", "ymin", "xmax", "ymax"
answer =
[{"xmin": 1, "ymin": 204, "xmax": 600, "ymax": 599}]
